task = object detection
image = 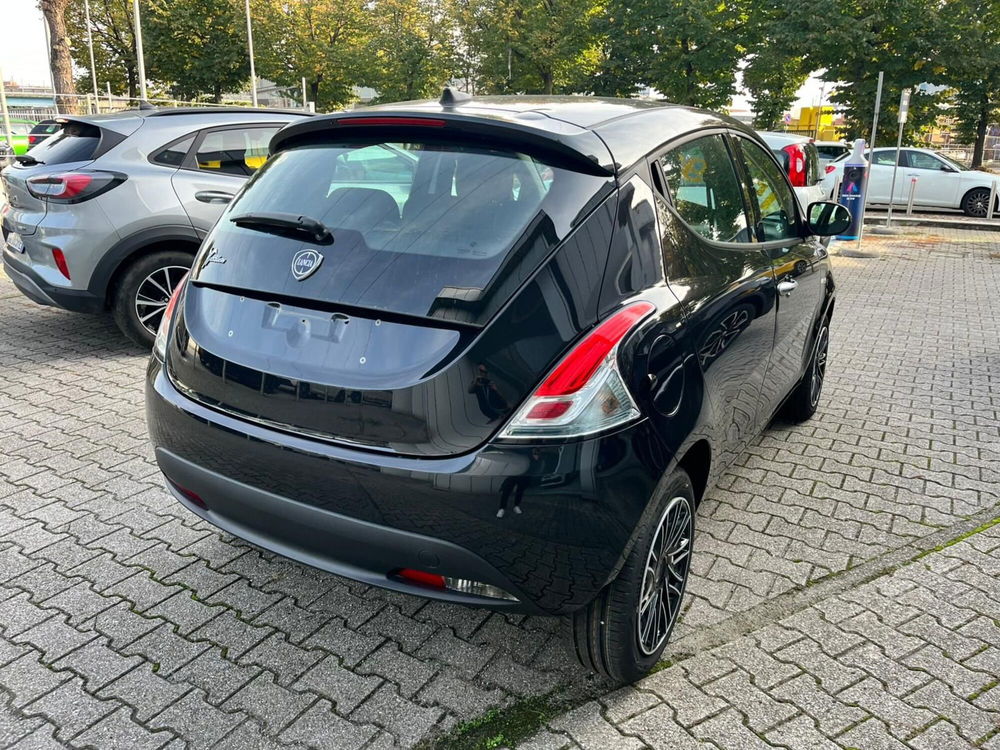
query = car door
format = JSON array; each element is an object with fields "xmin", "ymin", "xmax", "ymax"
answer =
[
  {"xmin": 170, "ymin": 125, "xmax": 281, "ymax": 235},
  {"xmin": 730, "ymin": 134, "xmax": 828, "ymax": 418},
  {"xmin": 649, "ymin": 132, "xmax": 777, "ymax": 473},
  {"xmin": 866, "ymin": 148, "xmax": 901, "ymax": 203},
  {"xmin": 902, "ymin": 149, "xmax": 960, "ymax": 207}
]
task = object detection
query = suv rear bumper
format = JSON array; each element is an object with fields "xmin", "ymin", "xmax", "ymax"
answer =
[
  {"xmin": 3, "ymin": 253, "xmax": 105, "ymax": 313},
  {"xmin": 146, "ymin": 359, "xmax": 667, "ymax": 615}
]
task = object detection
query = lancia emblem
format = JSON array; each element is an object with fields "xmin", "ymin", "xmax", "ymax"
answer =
[{"xmin": 291, "ymin": 249, "xmax": 323, "ymax": 281}]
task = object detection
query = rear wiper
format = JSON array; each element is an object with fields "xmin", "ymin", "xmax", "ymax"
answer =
[
  {"xmin": 230, "ymin": 212, "xmax": 333, "ymax": 244},
  {"xmin": 14, "ymin": 155, "xmax": 44, "ymax": 166}
]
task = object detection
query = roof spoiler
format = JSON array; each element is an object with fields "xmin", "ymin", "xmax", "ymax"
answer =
[{"xmin": 270, "ymin": 112, "xmax": 615, "ymax": 177}]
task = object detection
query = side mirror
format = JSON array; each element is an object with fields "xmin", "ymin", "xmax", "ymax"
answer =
[{"xmin": 806, "ymin": 201, "xmax": 851, "ymax": 237}]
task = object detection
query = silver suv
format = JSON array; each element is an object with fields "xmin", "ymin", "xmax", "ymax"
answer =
[{"xmin": 1, "ymin": 107, "xmax": 307, "ymax": 346}]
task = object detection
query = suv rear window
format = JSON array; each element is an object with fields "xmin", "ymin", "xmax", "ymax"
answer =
[
  {"xmin": 215, "ymin": 139, "xmax": 609, "ymax": 320},
  {"xmin": 23, "ymin": 121, "xmax": 100, "ymax": 164}
]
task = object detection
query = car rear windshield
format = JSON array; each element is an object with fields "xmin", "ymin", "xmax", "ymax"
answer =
[
  {"xmin": 218, "ymin": 139, "xmax": 610, "ymax": 320},
  {"xmin": 24, "ymin": 121, "xmax": 100, "ymax": 164}
]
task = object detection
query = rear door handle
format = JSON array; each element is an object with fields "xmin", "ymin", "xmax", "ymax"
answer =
[
  {"xmin": 195, "ymin": 190, "xmax": 235, "ymax": 204},
  {"xmin": 777, "ymin": 279, "xmax": 798, "ymax": 296}
]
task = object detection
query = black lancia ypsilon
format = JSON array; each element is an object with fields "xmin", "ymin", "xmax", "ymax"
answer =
[{"xmin": 146, "ymin": 91, "xmax": 849, "ymax": 682}]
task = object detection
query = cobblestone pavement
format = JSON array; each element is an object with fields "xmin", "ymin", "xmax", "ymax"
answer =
[{"xmin": 1, "ymin": 225, "xmax": 998, "ymax": 748}]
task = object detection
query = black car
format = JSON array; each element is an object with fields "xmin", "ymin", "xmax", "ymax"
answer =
[
  {"xmin": 27, "ymin": 119, "xmax": 61, "ymax": 149},
  {"xmin": 146, "ymin": 91, "xmax": 849, "ymax": 682}
]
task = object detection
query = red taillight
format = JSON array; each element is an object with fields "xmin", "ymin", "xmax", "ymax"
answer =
[
  {"xmin": 825, "ymin": 164, "xmax": 837, "ymax": 174},
  {"xmin": 536, "ymin": 302, "xmax": 655, "ymax": 397},
  {"xmin": 153, "ymin": 271, "xmax": 189, "ymax": 358},
  {"xmin": 51, "ymin": 248, "xmax": 70, "ymax": 279},
  {"xmin": 782, "ymin": 144, "xmax": 807, "ymax": 187},
  {"xmin": 526, "ymin": 401, "xmax": 572, "ymax": 420},
  {"xmin": 25, "ymin": 171, "xmax": 123, "ymax": 203},
  {"xmin": 336, "ymin": 117, "xmax": 446, "ymax": 128},
  {"xmin": 396, "ymin": 568, "xmax": 446, "ymax": 588},
  {"xmin": 28, "ymin": 135, "xmax": 39, "ymax": 146},
  {"xmin": 168, "ymin": 479, "xmax": 208, "ymax": 509}
]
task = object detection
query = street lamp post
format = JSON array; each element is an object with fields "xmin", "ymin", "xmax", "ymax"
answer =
[
  {"xmin": 84, "ymin": 0, "xmax": 100, "ymax": 106},
  {"xmin": 132, "ymin": 0, "xmax": 148, "ymax": 102},
  {"xmin": 245, "ymin": 0, "xmax": 258, "ymax": 107}
]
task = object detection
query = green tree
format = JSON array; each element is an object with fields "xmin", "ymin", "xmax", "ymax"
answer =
[
  {"xmin": 942, "ymin": 0, "xmax": 1000, "ymax": 167},
  {"xmin": 66, "ymin": 0, "xmax": 138, "ymax": 98},
  {"xmin": 254, "ymin": 0, "xmax": 372, "ymax": 110},
  {"xmin": 740, "ymin": 2, "xmax": 808, "ymax": 130},
  {"xmin": 591, "ymin": 0, "xmax": 746, "ymax": 109},
  {"xmin": 793, "ymin": 0, "xmax": 946, "ymax": 144},
  {"xmin": 367, "ymin": 0, "xmax": 455, "ymax": 102},
  {"xmin": 144, "ymin": 0, "xmax": 250, "ymax": 102}
]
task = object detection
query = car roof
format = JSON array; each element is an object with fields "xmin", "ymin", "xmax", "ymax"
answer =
[
  {"xmin": 272, "ymin": 94, "xmax": 751, "ymax": 175},
  {"xmin": 55, "ymin": 107, "xmax": 310, "ymax": 137},
  {"xmin": 757, "ymin": 131, "xmax": 812, "ymax": 146}
]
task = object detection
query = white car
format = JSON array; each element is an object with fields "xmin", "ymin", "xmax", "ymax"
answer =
[
  {"xmin": 757, "ymin": 131, "xmax": 830, "ymax": 211},
  {"xmin": 814, "ymin": 140, "xmax": 849, "ymax": 168},
  {"xmin": 822, "ymin": 147, "xmax": 999, "ymax": 217}
]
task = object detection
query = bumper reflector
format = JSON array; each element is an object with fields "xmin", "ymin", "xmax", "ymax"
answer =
[
  {"xmin": 393, "ymin": 569, "xmax": 518, "ymax": 601},
  {"xmin": 167, "ymin": 478, "xmax": 208, "ymax": 509}
]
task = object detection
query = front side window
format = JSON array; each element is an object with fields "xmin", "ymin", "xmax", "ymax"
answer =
[
  {"xmin": 195, "ymin": 127, "xmax": 278, "ymax": 176},
  {"xmin": 658, "ymin": 134, "xmax": 752, "ymax": 243},
  {"xmin": 737, "ymin": 138, "xmax": 800, "ymax": 241},
  {"xmin": 905, "ymin": 150, "xmax": 949, "ymax": 171}
]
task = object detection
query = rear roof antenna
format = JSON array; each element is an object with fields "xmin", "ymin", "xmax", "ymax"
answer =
[{"xmin": 439, "ymin": 87, "xmax": 472, "ymax": 108}]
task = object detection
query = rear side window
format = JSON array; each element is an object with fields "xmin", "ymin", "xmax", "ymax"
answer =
[
  {"xmin": 22, "ymin": 121, "xmax": 100, "ymax": 164},
  {"xmin": 152, "ymin": 135, "xmax": 195, "ymax": 167},
  {"xmin": 195, "ymin": 127, "xmax": 277, "ymax": 176},
  {"xmin": 215, "ymin": 139, "xmax": 609, "ymax": 319},
  {"xmin": 816, "ymin": 145, "xmax": 847, "ymax": 160},
  {"xmin": 658, "ymin": 134, "xmax": 752, "ymax": 243},
  {"xmin": 871, "ymin": 151, "xmax": 898, "ymax": 166}
]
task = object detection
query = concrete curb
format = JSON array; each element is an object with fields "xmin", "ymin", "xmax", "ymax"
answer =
[{"xmin": 863, "ymin": 215, "xmax": 1000, "ymax": 232}]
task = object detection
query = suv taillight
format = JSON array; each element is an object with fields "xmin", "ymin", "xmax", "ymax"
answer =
[
  {"xmin": 26, "ymin": 171, "xmax": 125, "ymax": 203},
  {"xmin": 782, "ymin": 144, "xmax": 807, "ymax": 187},
  {"xmin": 500, "ymin": 301, "xmax": 655, "ymax": 439}
]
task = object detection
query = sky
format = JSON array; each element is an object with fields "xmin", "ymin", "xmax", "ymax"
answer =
[
  {"xmin": 3, "ymin": 1, "xmax": 52, "ymax": 88},
  {"xmin": 3, "ymin": 0, "xmax": 830, "ymax": 113}
]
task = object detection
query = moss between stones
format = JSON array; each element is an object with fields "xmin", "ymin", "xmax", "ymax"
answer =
[{"xmin": 419, "ymin": 691, "xmax": 568, "ymax": 750}]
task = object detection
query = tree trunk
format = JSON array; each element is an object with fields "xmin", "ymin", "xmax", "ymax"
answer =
[
  {"xmin": 39, "ymin": 0, "xmax": 77, "ymax": 113},
  {"xmin": 972, "ymin": 102, "xmax": 989, "ymax": 169},
  {"xmin": 541, "ymin": 70, "xmax": 553, "ymax": 95},
  {"xmin": 214, "ymin": 83, "xmax": 223, "ymax": 104}
]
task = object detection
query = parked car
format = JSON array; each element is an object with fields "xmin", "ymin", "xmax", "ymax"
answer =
[
  {"xmin": 0, "ymin": 119, "xmax": 37, "ymax": 155},
  {"xmin": 27, "ymin": 119, "xmax": 61, "ymax": 149},
  {"xmin": 822, "ymin": 146, "xmax": 1000, "ymax": 217},
  {"xmin": 757, "ymin": 131, "xmax": 829, "ymax": 208},
  {"xmin": 814, "ymin": 140, "xmax": 849, "ymax": 167},
  {"xmin": 146, "ymin": 91, "xmax": 848, "ymax": 682},
  {"xmin": 1, "ymin": 107, "xmax": 308, "ymax": 346}
]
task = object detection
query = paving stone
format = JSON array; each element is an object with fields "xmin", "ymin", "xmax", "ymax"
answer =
[
  {"xmin": 292, "ymin": 654, "xmax": 383, "ymax": 714},
  {"xmin": 72, "ymin": 706, "xmax": 176, "ymax": 750},
  {"xmin": 240, "ymin": 633, "xmax": 324, "ymax": 687},
  {"xmin": 172, "ymin": 647, "xmax": 260, "ymax": 704},
  {"xmin": 548, "ymin": 700, "xmax": 644, "ymax": 750},
  {"xmin": 20, "ymin": 675, "xmax": 117, "ymax": 742},
  {"xmin": 0, "ymin": 652, "xmax": 72, "ymax": 709},
  {"xmin": 618, "ymin": 703, "xmax": 701, "ymax": 749},
  {"xmin": 222, "ymin": 672, "xmax": 316, "ymax": 732},
  {"xmin": 51, "ymin": 636, "xmax": 144, "ymax": 691},
  {"xmin": 350, "ymin": 683, "xmax": 446, "ymax": 748},
  {"xmin": 97, "ymin": 664, "xmax": 192, "ymax": 722},
  {"xmin": 148, "ymin": 689, "xmax": 245, "ymax": 749},
  {"xmin": 280, "ymin": 699, "xmax": 378, "ymax": 750}
]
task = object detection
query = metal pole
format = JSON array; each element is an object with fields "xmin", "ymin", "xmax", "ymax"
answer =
[
  {"xmin": 106, "ymin": 81, "xmax": 112, "ymax": 110},
  {"xmin": 0, "ymin": 70, "xmax": 15, "ymax": 153},
  {"xmin": 302, "ymin": 76, "xmax": 307, "ymax": 109},
  {"xmin": 906, "ymin": 177, "xmax": 917, "ymax": 215},
  {"xmin": 84, "ymin": 0, "xmax": 100, "ymax": 102},
  {"xmin": 885, "ymin": 89, "xmax": 910, "ymax": 228},
  {"xmin": 244, "ymin": 0, "xmax": 258, "ymax": 107},
  {"xmin": 988, "ymin": 180, "xmax": 998, "ymax": 221},
  {"xmin": 856, "ymin": 71, "xmax": 884, "ymax": 246},
  {"xmin": 132, "ymin": 0, "xmax": 148, "ymax": 101}
]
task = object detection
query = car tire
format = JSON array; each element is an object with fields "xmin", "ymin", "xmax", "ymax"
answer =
[
  {"xmin": 961, "ymin": 188, "xmax": 994, "ymax": 218},
  {"xmin": 566, "ymin": 468, "xmax": 695, "ymax": 684},
  {"xmin": 783, "ymin": 319, "xmax": 830, "ymax": 423},
  {"xmin": 112, "ymin": 250, "xmax": 193, "ymax": 348}
]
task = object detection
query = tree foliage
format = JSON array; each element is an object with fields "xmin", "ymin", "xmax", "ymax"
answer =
[
  {"xmin": 144, "ymin": 0, "xmax": 250, "ymax": 102},
  {"xmin": 66, "ymin": 0, "xmax": 137, "ymax": 98}
]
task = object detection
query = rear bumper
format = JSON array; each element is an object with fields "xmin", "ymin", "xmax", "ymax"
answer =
[
  {"xmin": 3, "ymin": 252, "xmax": 105, "ymax": 313},
  {"xmin": 146, "ymin": 360, "xmax": 668, "ymax": 614}
]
